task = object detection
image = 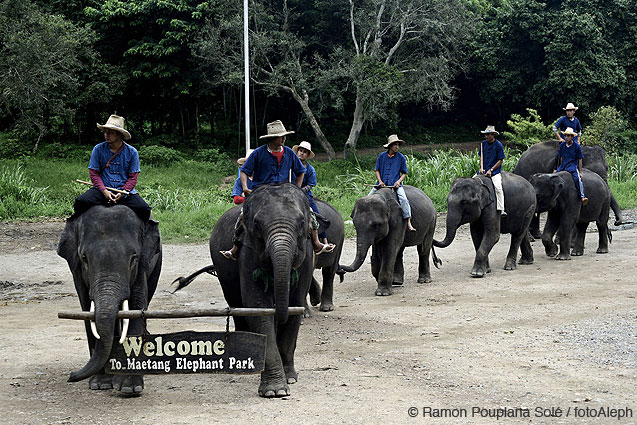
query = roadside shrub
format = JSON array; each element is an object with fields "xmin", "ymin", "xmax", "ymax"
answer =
[
  {"xmin": 582, "ymin": 106, "xmax": 626, "ymax": 153},
  {"xmin": 138, "ymin": 145, "xmax": 184, "ymax": 166},
  {"xmin": 502, "ymin": 108, "xmax": 553, "ymax": 147},
  {"xmin": 0, "ymin": 132, "xmax": 30, "ymax": 159}
]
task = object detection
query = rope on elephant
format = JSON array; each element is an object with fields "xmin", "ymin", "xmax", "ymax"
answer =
[{"xmin": 252, "ymin": 267, "xmax": 299, "ymax": 292}]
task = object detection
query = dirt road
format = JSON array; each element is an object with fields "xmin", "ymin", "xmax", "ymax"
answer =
[{"xmin": 0, "ymin": 214, "xmax": 635, "ymax": 424}]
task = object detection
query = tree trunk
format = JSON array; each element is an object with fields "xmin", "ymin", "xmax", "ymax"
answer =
[
  {"xmin": 344, "ymin": 93, "xmax": 365, "ymax": 160},
  {"xmin": 32, "ymin": 127, "xmax": 45, "ymax": 155},
  {"xmin": 287, "ymin": 87, "xmax": 336, "ymax": 160}
]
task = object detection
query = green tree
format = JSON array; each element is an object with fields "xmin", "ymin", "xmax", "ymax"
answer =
[{"xmin": 0, "ymin": 0, "xmax": 96, "ymax": 153}]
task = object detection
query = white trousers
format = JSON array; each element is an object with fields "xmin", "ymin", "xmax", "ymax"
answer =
[{"xmin": 491, "ymin": 173, "xmax": 504, "ymax": 211}]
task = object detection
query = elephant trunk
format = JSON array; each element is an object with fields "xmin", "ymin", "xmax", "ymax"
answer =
[
  {"xmin": 339, "ymin": 239, "xmax": 372, "ymax": 273},
  {"xmin": 268, "ymin": 236, "xmax": 294, "ymax": 325},
  {"xmin": 69, "ymin": 279, "xmax": 126, "ymax": 382},
  {"xmin": 433, "ymin": 214, "xmax": 460, "ymax": 248}
]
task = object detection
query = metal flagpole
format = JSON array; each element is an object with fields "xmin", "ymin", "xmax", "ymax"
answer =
[{"xmin": 243, "ymin": 0, "xmax": 250, "ymax": 155}]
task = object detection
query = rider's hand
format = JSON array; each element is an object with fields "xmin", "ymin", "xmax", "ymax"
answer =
[
  {"xmin": 377, "ymin": 181, "xmax": 385, "ymax": 188},
  {"xmin": 393, "ymin": 181, "xmax": 400, "ymax": 189},
  {"xmin": 243, "ymin": 188, "xmax": 253, "ymax": 196},
  {"xmin": 102, "ymin": 189, "xmax": 117, "ymax": 203}
]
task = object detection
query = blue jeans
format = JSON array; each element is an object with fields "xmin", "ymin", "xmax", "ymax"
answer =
[
  {"xmin": 568, "ymin": 170, "xmax": 586, "ymax": 198},
  {"xmin": 368, "ymin": 186, "xmax": 411, "ymax": 219}
]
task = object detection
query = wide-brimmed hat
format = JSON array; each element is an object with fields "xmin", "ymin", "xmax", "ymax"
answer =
[
  {"xmin": 480, "ymin": 125, "xmax": 499, "ymax": 135},
  {"xmin": 237, "ymin": 149, "xmax": 255, "ymax": 165},
  {"xmin": 383, "ymin": 134, "xmax": 405, "ymax": 148},
  {"xmin": 563, "ymin": 103, "xmax": 578, "ymax": 111},
  {"xmin": 259, "ymin": 120, "xmax": 295, "ymax": 139},
  {"xmin": 561, "ymin": 127, "xmax": 578, "ymax": 136},
  {"xmin": 96, "ymin": 115, "xmax": 131, "ymax": 140},
  {"xmin": 292, "ymin": 141, "xmax": 315, "ymax": 159}
]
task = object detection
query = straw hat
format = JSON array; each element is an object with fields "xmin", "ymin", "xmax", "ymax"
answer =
[
  {"xmin": 383, "ymin": 134, "xmax": 405, "ymax": 148},
  {"xmin": 96, "ymin": 115, "xmax": 131, "ymax": 140},
  {"xmin": 259, "ymin": 120, "xmax": 295, "ymax": 139},
  {"xmin": 237, "ymin": 149, "xmax": 255, "ymax": 165},
  {"xmin": 561, "ymin": 127, "xmax": 578, "ymax": 136},
  {"xmin": 563, "ymin": 103, "xmax": 578, "ymax": 111},
  {"xmin": 480, "ymin": 125, "xmax": 499, "ymax": 135},
  {"xmin": 292, "ymin": 141, "xmax": 315, "ymax": 159}
]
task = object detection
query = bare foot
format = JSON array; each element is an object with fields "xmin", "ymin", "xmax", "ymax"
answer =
[{"xmin": 315, "ymin": 242, "xmax": 336, "ymax": 254}]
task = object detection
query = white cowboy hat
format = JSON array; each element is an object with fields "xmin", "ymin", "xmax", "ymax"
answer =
[
  {"xmin": 292, "ymin": 141, "xmax": 315, "ymax": 159},
  {"xmin": 561, "ymin": 127, "xmax": 578, "ymax": 136},
  {"xmin": 237, "ymin": 149, "xmax": 255, "ymax": 165},
  {"xmin": 480, "ymin": 125, "xmax": 499, "ymax": 135},
  {"xmin": 96, "ymin": 115, "xmax": 131, "ymax": 140},
  {"xmin": 563, "ymin": 103, "xmax": 579, "ymax": 111},
  {"xmin": 259, "ymin": 120, "xmax": 295, "ymax": 139},
  {"xmin": 383, "ymin": 134, "xmax": 405, "ymax": 148}
]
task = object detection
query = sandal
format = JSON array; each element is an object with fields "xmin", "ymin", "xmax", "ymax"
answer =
[
  {"xmin": 219, "ymin": 250, "xmax": 238, "ymax": 261},
  {"xmin": 315, "ymin": 243, "xmax": 336, "ymax": 255}
]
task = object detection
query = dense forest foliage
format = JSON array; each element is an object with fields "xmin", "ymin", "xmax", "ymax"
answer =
[{"xmin": 2, "ymin": 0, "xmax": 637, "ymax": 158}]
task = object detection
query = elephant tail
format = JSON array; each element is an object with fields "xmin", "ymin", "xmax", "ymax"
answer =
[
  {"xmin": 336, "ymin": 268, "xmax": 346, "ymax": 283},
  {"xmin": 431, "ymin": 246, "xmax": 442, "ymax": 269},
  {"xmin": 607, "ymin": 228, "xmax": 613, "ymax": 244},
  {"xmin": 171, "ymin": 265, "xmax": 216, "ymax": 292}
]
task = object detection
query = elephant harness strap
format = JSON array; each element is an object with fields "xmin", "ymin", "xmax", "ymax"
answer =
[{"xmin": 252, "ymin": 267, "xmax": 299, "ymax": 292}]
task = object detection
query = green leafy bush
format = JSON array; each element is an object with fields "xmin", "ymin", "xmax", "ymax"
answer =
[
  {"xmin": 502, "ymin": 108, "xmax": 553, "ymax": 147},
  {"xmin": 608, "ymin": 153, "xmax": 637, "ymax": 182},
  {"xmin": 0, "ymin": 132, "xmax": 31, "ymax": 159},
  {"xmin": 583, "ymin": 106, "xmax": 627, "ymax": 153},
  {"xmin": 0, "ymin": 165, "xmax": 49, "ymax": 219},
  {"xmin": 36, "ymin": 142, "xmax": 92, "ymax": 161},
  {"xmin": 138, "ymin": 145, "xmax": 184, "ymax": 166}
]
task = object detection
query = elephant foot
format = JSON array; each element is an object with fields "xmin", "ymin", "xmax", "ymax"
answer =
[
  {"xmin": 544, "ymin": 246, "xmax": 558, "ymax": 257},
  {"xmin": 504, "ymin": 259, "xmax": 517, "ymax": 271},
  {"xmin": 284, "ymin": 366, "xmax": 298, "ymax": 384},
  {"xmin": 303, "ymin": 306, "xmax": 313, "ymax": 318},
  {"xmin": 88, "ymin": 373, "xmax": 113, "ymax": 390},
  {"xmin": 258, "ymin": 380, "xmax": 290, "ymax": 398},
  {"xmin": 470, "ymin": 267, "xmax": 485, "ymax": 278},
  {"xmin": 417, "ymin": 276, "xmax": 432, "ymax": 284},
  {"xmin": 555, "ymin": 253, "xmax": 571, "ymax": 261},
  {"xmin": 571, "ymin": 249, "xmax": 584, "ymax": 256},
  {"xmin": 319, "ymin": 302, "xmax": 334, "ymax": 312},
  {"xmin": 309, "ymin": 292, "xmax": 320, "ymax": 307},
  {"xmin": 375, "ymin": 286, "xmax": 393, "ymax": 296},
  {"xmin": 392, "ymin": 281, "xmax": 404, "ymax": 286},
  {"xmin": 112, "ymin": 374, "xmax": 144, "ymax": 394},
  {"xmin": 531, "ymin": 231, "xmax": 542, "ymax": 240},
  {"xmin": 518, "ymin": 257, "xmax": 534, "ymax": 265},
  {"xmin": 596, "ymin": 247, "xmax": 609, "ymax": 254}
]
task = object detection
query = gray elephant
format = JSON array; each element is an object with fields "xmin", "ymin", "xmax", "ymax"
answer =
[
  {"xmin": 176, "ymin": 184, "xmax": 315, "ymax": 397},
  {"xmin": 529, "ymin": 169, "xmax": 611, "ymax": 260},
  {"xmin": 307, "ymin": 199, "xmax": 345, "ymax": 312},
  {"xmin": 513, "ymin": 140, "xmax": 624, "ymax": 237},
  {"xmin": 57, "ymin": 205, "xmax": 162, "ymax": 393},
  {"xmin": 339, "ymin": 185, "xmax": 439, "ymax": 296},
  {"xmin": 433, "ymin": 172, "xmax": 536, "ymax": 277}
]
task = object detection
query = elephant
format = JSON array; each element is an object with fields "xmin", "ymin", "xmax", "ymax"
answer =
[
  {"xmin": 175, "ymin": 183, "xmax": 316, "ymax": 397},
  {"xmin": 529, "ymin": 169, "xmax": 611, "ymax": 260},
  {"xmin": 339, "ymin": 185, "xmax": 439, "ymax": 296},
  {"xmin": 513, "ymin": 140, "xmax": 625, "ymax": 237},
  {"xmin": 433, "ymin": 172, "xmax": 536, "ymax": 277},
  {"xmin": 57, "ymin": 205, "xmax": 162, "ymax": 393},
  {"xmin": 307, "ymin": 199, "xmax": 345, "ymax": 313}
]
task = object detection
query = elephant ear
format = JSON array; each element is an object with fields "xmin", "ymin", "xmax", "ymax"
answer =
[
  {"xmin": 477, "ymin": 178, "xmax": 494, "ymax": 210},
  {"xmin": 549, "ymin": 174, "xmax": 565, "ymax": 203},
  {"xmin": 141, "ymin": 219, "xmax": 161, "ymax": 273},
  {"xmin": 57, "ymin": 218, "xmax": 80, "ymax": 271}
]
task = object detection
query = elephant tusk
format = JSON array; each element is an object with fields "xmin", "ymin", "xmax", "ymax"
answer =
[
  {"xmin": 90, "ymin": 301, "xmax": 100, "ymax": 340},
  {"xmin": 119, "ymin": 300, "xmax": 130, "ymax": 344}
]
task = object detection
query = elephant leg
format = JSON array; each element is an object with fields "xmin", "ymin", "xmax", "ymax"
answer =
[
  {"xmin": 571, "ymin": 222, "xmax": 588, "ymax": 256},
  {"xmin": 247, "ymin": 314, "xmax": 288, "ymax": 397},
  {"xmin": 518, "ymin": 232, "xmax": 534, "ymax": 265},
  {"xmin": 416, "ymin": 240, "xmax": 432, "ymax": 283},
  {"xmin": 542, "ymin": 216, "xmax": 559, "ymax": 258},
  {"xmin": 319, "ymin": 266, "xmax": 335, "ymax": 312},
  {"xmin": 504, "ymin": 231, "xmax": 525, "ymax": 270},
  {"xmin": 596, "ymin": 218, "xmax": 610, "ymax": 254},
  {"xmin": 375, "ymin": 244, "xmax": 396, "ymax": 296},
  {"xmin": 393, "ymin": 247, "xmax": 405, "ymax": 286},
  {"xmin": 277, "ymin": 314, "xmax": 303, "ymax": 384},
  {"xmin": 555, "ymin": 219, "xmax": 574, "ymax": 260},
  {"xmin": 309, "ymin": 276, "xmax": 321, "ymax": 307},
  {"xmin": 469, "ymin": 223, "xmax": 493, "ymax": 277},
  {"xmin": 530, "ymin": 213, "xmax": 542, "ymax": 239}
]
